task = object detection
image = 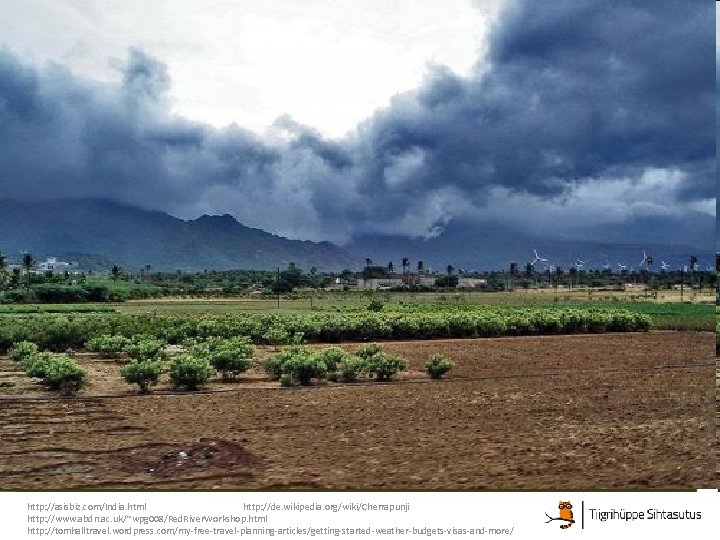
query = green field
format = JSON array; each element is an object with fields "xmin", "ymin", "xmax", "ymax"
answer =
[
  {"xmin": 99, "ymin": 291, "xmax": 713, "ymax": 332},
  {"xmin": 0, "ymin": 290, "xmax": 713, "ymax": 333},
  {"xmin": 0, "ymin": 304, "xmax": 116, "ymax": 314}
]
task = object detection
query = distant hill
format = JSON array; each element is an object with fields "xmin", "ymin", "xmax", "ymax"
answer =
[
  {"xmin": 0, "ymin": 199, "xmax": 712, "ymax": 273},
  {"xmin": 347, "ymin": 219, "xmax": 714, "ymax": 272},
  {"xmin": 0, "ymin": 199, "xmax": 358, "ymax": 271}
]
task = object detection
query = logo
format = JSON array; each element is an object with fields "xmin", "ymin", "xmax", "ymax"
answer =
[{"xmin": 545, "ymin": 501, "xmax": 575, "ymax": 530}]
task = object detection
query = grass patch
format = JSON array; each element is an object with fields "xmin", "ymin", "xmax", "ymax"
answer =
[{"xmin": 0, "ymin": 304, "xmax": 117, "ymax": 314}]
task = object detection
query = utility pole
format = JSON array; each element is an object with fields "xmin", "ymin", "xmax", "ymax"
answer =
[
  {"xmin": 680, "ymin": 266, "xmax": 684, "ymax": 302},
  {"xmin": 276, "ymin": 265, "xmax": 281, "ymax": 309}
]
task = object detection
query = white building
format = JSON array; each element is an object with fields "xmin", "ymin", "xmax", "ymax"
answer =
[
  {"xmin": 457, "ymin": 277, "xmax": 487, "ymax": 289},
  {"xmin": 37, "ymin": 257, "xmax": 73, "ymax": 271},
  {"xmin": 356, "ymin": 278, "xmax": 404, "ymax": 290}
]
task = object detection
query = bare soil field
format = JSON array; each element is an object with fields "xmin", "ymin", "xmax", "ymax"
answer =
[{"xmin": 0, "ymin": 332, "xmax": 715, "ymax": 490}]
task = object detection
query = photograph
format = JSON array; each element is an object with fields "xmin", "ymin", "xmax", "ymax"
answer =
[{"xmin": 0, "ymin": 0, "xmax": 716, "ymax": 499}]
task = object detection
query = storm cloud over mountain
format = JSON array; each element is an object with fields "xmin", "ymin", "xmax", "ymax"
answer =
[{"xmin": 0, "ymin": 0, "xmax": 714, "ymax": 247}]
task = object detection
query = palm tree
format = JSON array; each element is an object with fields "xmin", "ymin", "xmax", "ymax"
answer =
[
  {"xmin": 387, "ymin": 261, "xmax": 394, "ymax": 273},
  {"xmin": 22, "ymin": 253, "xmax": 34, "ymax": 294},
  {"xmin": 110, "ymin": 265, "xmax": 122, "ymax": 283},
  {"xmin": 0, "ymin": 251, "xmax": 7, "ymax": 295}
]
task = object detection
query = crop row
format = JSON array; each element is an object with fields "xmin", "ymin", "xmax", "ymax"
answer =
[
  {"xmin": 0, "ymin": 308, "xmax": 651, "ymax": 353},
  {"xmin": 9, "ymin": 338, "xmax": 454, "ymax": 395}
]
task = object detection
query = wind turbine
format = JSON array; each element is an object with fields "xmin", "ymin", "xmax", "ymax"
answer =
[
  {"xmin": 639, "ymin": 250, "xmax": 653, "ymax": 270},
  {"xmin": 617, "ymin": 263, "xmax": 627, "ymax": 272},
  {"xmin": 660, "ymin": 261, "xmax": 670, "ymax": 271},
  {"xmin": 531, "ymin": 249, "xmax": 548, "ymax": 267},
  {"xmin": 574, "ymin": 259, "xmax": 584, "ymax": 271}
]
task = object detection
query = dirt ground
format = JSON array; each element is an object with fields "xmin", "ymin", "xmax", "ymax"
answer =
[{"xmin": 0, "ymin": 332, "xmax": 715, "ymax": 490}]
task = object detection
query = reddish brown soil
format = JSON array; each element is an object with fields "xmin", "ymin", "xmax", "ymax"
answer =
[{"xmin": 0, "ymin": 332, "xmax": 715, "ymax": 490}]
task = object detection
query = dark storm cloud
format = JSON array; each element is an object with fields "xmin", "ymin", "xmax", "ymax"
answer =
[
  {"xmin": 0, "ymin": 46, "xmax": 278, "ymax": 212},
  {"xmin": 355, "ymin": 0, "xmax": 714, "ymax": 201},
  {"xmin": 0, "ymin": 0, "xmax": 714, "ymax": 244}
]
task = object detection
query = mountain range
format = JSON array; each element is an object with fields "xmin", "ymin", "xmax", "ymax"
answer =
[
  {"xmin": 0, "ymin": 199, "xmax": 356, "ymax": 272},
  {"xmin": 0, "ymin": 199, "xmax": 713, "ymax": 272}
]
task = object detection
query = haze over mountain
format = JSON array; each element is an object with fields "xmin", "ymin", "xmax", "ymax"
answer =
[{"xmin": 0, "ymin": 199, "xmax": 711, "ymax": 272}]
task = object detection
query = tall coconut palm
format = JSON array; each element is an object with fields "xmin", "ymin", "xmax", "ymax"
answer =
[
  {"xmin": 22, "ymin": 252, "xmax": 34, "ymax": 295},
  {"xmin": 0, "ymin": 251, "xmax": 7, "ymax": 295},
  {"xmin": 110, "ymin": 265, "xmax": 122, "ymax": 283},
  {"xmin": 401, "ymin": 258, "xmax": 410, "ymax": 285}
]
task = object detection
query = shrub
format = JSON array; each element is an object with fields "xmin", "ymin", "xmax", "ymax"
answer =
[
  {"xmin": 263, "ymin": 352, "xmax": 286, "ymax": 381},
  {"xmin": 314, "ymin": 346, "xmax": 349, "ymax": 376},
  {"xmin": 24, "ymin": 352, "xmax": 54, "ymax": 378},
  {"xmin": 367, "ymin": 299, "xmax": 384, "ymax": 312},
  {"xmin": 123, "ymin": 336, "xmax": 166, "ymax": 361},
  {"xmin": 41, "ymin": 356, "xmax": 86, "ymax": 394},
  {"xmin": 425, "ymin": 353, "xmax": 454, "ymax": 379},
  {"xmin": 8, "ymin": 341, "xmax": 38, "ymax": 363},
  {"xmin": 337, "ymin": 355, "xmax": 365, "ymax": 382},
  {"xmin": 85, "ymin": 334, "xmax": 130, "ymax": 358},
  {"xmin": 357, "ymin": 342, "xmax": 382, "ymax": 360},
  {"xmin": 281, "ymin": 349, "xmax": 327, "ymax": 386},
  {"xmin": 264, "ymin": 344, "xmax": 327, "ymax": 385},
  {"xmin": 120, "ymin": 360, "xmax": 164, "ymax": 394},
  {"xmin": 364, "ymin": 353, "xmax": 407, "ymax": 382},
  {"xmin": 169, "ymin": 354, "xmax": 213, "ymax": 390},
  {"xmin": 260, "ymin": 325, "xmax": 290, "ymax": 345},
  {"xmin": 202, "ymin": 337, "xmax": 253, "ymax": 380}
]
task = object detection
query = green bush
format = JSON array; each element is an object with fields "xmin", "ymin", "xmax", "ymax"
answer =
[
  {"xmin": 364, "ymin": 353, "xmax": 407, "ymax": 382},
  {"xmin": 281, "ymin": 349, "xmax": 327, "ymax": 386},
  {"xmin": 425, "ymin": 353, "xmax": 454, "ymax": 379},
  {"xmin": 200, "ymin": 337, "xmax": 253, "ymax": 380},
  {"xmin": 169, "ymin": 354, "xmax": 213, "ymax": 391},
  {"xmin": 8, "ymin": 341, "xmax": 38, "ymax": 363},
  {"xmin": 260, "ymin": 325, "xmax": 290, "ymax": 345},
  {"xmin": 314, "ymin": 346, "xmax": 348, "ymax": 376},
  {"xmin": 41, "ymin": 356, "xmax": 86, "ymax": 394},
  {"xmin": 263, "ymin": 351, "xmax": 290, "ymax": 380},
  {"xmin": 85, "ymin": 334, "xmax": 130, "ymax": 357},
  {"xmin": 120, "ymin": 360, "xmax": 164, "ymax": 394},
  {"xmin": 263, "ymin": 344, "xmax": 326, "ymax": 385},
  {"xmin": 24, "ymin": 352, "xmax": 54, "ymax": 378},
  {"xmin": 123, "ymin": 336, "xmax": 166, "ymax": 361},
  {"xmin": 357, "ymin": 342, "xmax": 382, "ymax": 360},
  {"xmin": 337, "ymin": 355, "xmax": 365, "ymax": 382}
]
